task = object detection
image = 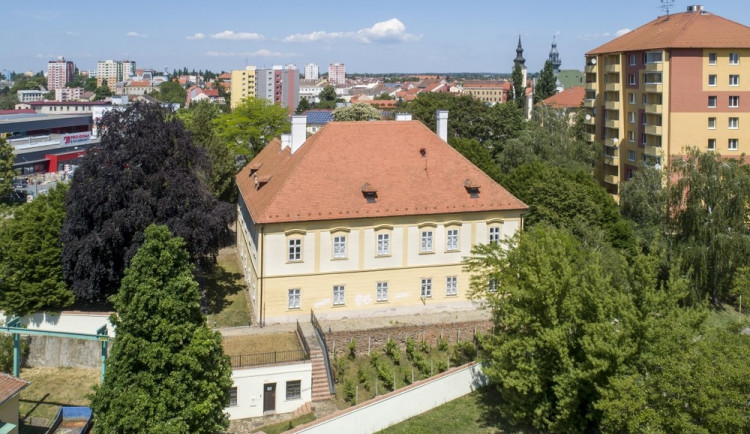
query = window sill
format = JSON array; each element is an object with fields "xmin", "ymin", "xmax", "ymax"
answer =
[
  {"xmin": 376, "ymin": 299, "xmax": 388, "ymax": 303},
  {"xmin": 446, "ymin": 293, "xmax": 458, "ymax": 297},
  {"xmin": 419, "ymin": 251, "xmax": 435, "ymax": 255},
  {"xmin": 332, "ymin": 303, "xmax": 346, "ymax": 308},
  {"xmin": 286, "ymin": 397, "xmax": 301, "ymax": 401},
  {"xmin": 444, "ymin": 248, "xmax": 460, "ymax": 253},
  {"xmin": 286, "ymin": 260, "xmax": 304, "ymax": 264},
  {"xmin": 375, "ymin": 254, "xmax": 392, "ymax": 258},
  {"xmin": 288, "ymin": 307, "xmax": 301, "ymax": 311},
  {"xmin": 331, "ymin": 257, "xmax": 348, "ymax": 261}
]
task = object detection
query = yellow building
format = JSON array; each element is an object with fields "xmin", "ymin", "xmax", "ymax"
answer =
[
  {"xmin": 461, "ymin": 81, "xmax": 509, "ymax": 105},
  {"xmin": 230, "ymin": 66, "xmax": 257, "ymax": 109},
  {"xmin": 235, "ymin": 113, "xmax": 527, "ymax": 324},
  {"xmin": 583, "ymin": 5, "xmax": 750, "ymax": 196}
]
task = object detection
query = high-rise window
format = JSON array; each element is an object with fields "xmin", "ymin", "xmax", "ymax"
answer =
[
  {"xmin": 729, "ymin": 117, "xmax": 739, "ymax": 129},
  {"xmin": 729, "ymin": 138, "xmax": 739, "ymax": 150},
  {"xmin": 708, "ymin": 74, "xmax": 717, "ymax": 86},
  {"xmin": 730, "ymin": 53, "xmax": 740, "ymax": 65},
  {"xmin": 708, "ymin": 96, "xmax": 717, "ymax": 108},
  {"xmin": 729, "ymin": 96, "xmax": 740, "ymax": 108},
  {"xmin": 708, "ymin": 138, "xmax": 716, "ymax": 150},
  {"xmin": 708, "ymin": 117, "xmax": 716, "ymax": 129},
  {"xmin": 708, "ymin": 52, "xmax": 717, "ymax": 65},
  {"xmin": 730, "ymin": 74, "xmax": 740, "ymax": 86}
]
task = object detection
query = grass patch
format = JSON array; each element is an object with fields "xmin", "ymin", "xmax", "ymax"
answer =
[
  {"xmin": 222, "ymin": 332, "xmax": 302, "ymax": 357},
  {"xmin": 203, "ymin": 247, "xmax": 251, "ymax": 328},
  {"xmin": 377, "ymin": 387, "xmax": 531, "ymax": 434},
  {"xmin": 252, "ymin": 412, "xmax": 316, "ymax": 434},
  {"xmin": 19, "ymin": 366, "xmax": 99, "ymax": 422}
]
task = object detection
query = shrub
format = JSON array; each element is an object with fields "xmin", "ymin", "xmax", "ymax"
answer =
[
  {"xmin": 356, "ymin": 365, "xmax": 371, "ymax": 391},
  {"xmin": 385, "ymin": 337, "xmax": 401, "ymax": 365},
  {"xmin": 333, "ymin": 355, "xmax": 346, "ymax": 382},
  {"xmin": 343, "ymin": 379, "xmax": 356, "ymax": 403},
  {"xmin": 405, "ymin": 337, "xmax": 416, "ymax": 361},
  {"xmin": 376, "ymin": 363, "xmax": 394, "ymax": 390},
  {"xmin": 419, "ymin": 340, "xmax": 430, "ymax": 354},
  {"xmin": 348, "ymin": 338, "xmax": 357, "ymax": 360},
  {"xmin": 437, "ymin": 360, "xmax": 447, "ymax": 373},
  {"xmin": 437, "ymin": 336, "xmax": 449, "ymax": 351},
  {"xmin": 412, "ymin": 353, "xmax": 430, "ymax": 377},
  {"xmin": 403, "ymin": 369, "xmax": 412, "ymax": 385},
  {"xmin": 370, "ymin": 350, "xmax": 380, "ymax": 367},
  {"xmin": 450, "ymin": 341, "xmax": 478, "ymax": 366}
]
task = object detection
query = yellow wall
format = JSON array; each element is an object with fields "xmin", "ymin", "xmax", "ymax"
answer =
[
  {"xmin": 250, "ymin": 210, "xmax": 524, "ymax": 323},
  {"xmin": 230, "ymin": 67, "xmax": 256, "ymax": 109}
]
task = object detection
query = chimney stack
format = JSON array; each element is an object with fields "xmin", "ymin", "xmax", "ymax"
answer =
[
  {"xmin": 395, "ymin": 113, "xmax": 412, "ymax": 121},
  {"xmin": 281, "ymin": 133, "xmax": 292, "ymax": 151},
  {"xmin": 436, "ymin": 110, "xmax": 448, "ymax": 142},
  {"xmin": 291, "ymin": 115, "xmax": 307, "ymax": 154}
]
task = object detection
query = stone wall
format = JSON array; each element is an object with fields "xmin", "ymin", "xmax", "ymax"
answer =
[
  {"xmin": 26, "ymin": 336, "xmax": 112, "ymax": 369},
  {"xmin": 324, "ymin": 319, "xmax": 492, "ymax": 358}
]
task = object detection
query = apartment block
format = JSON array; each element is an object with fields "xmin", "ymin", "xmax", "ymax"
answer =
[
  {"xmin": 584, "ymin": 5, "xmax": 750, "ymax": 196},
  {"xmin": 328, "ymin": 63, "xmax": 345, "ymax": 85},
  {"xmin": 304, "ymin": 63, "xmax": 319, "ymax": 80},
  {"xmin": 96, "ymin": 60, "xmax": 135, "ymax": 92},
  {"xmin": 230, "ymin": 66, "xmax": 257, "ymax": 109},
  {"xmin": 47, "ymin": 57, "xmax": 74, "ymax": 91}
]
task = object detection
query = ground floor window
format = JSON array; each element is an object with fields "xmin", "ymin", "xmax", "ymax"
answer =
[
  {"xmin": 376, "ymin": 281, "xmax": 388, "ymax": 302},
  {"xmin": 229, "ymin": 387, "xmax": 238, "ymax": 406},
  {"xmin": 286, "ymin": 380, "xmax": 301, "ymax": 400},
  {"xmin": 446, "ymin": 276, "xmax": 457, "ymax": 296},
  {"xmin": 288, "ymin": 288, "xmax": 301, "ymax": 309},
  {"xmin": 421, "ymin": 278, "xmax": 432, "ymax": 298}
]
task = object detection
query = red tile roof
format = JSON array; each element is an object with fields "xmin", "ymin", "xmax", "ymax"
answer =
[
  {"xmin": 587, "ymin": 10, "xmax": 750, "ymax": 55},
  {"xmin": 0, "ymin": 373, "xmax": 29, "ymax": 406},
  {"xmin": 236, "ymin": 121, "xmax": 527, "ymax": 224},
  {"xmin": 541, "ymin": 86, "xmax": 585, "ymax": 109}
]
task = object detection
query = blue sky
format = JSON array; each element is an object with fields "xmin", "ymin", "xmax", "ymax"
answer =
[{"xmin": 4, "ymin": 1, "xmax": 749, "ymax": 75}]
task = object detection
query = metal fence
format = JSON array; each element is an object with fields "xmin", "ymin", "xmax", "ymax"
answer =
[{"xmin": 230, "ymin": 349, "xmax": 308, "ymax": 368}]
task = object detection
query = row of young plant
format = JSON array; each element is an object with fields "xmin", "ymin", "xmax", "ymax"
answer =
[{"xmin": 333, "ymin": 335, "xmax": 479, "ymax": 405}]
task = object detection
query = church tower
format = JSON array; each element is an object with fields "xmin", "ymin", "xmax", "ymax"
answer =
[
  {"xmin": 514, "ymin": 35, "xmax": 527, "ymax": 87},
  {"xmin": 548, "ymin": 36, "xmax": 562, "ymax": 75}
]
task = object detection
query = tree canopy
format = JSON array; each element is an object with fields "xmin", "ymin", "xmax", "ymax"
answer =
[
  {"xmin": 317, "ymin": 85, "xmax": 338, "ymax": 109},
  {"xmin": 535, "ymin": 60, "xmax": 556, "ymax": 103},
  {"xmin": 0, "ymin": 185, "xmax": 74, "ymax": 316},
  {"xmin": 151, "ymin": 81, "xmax": 187, "ymax": 105},
  {"xmin": 213, "ymin": 97, "xmax": 290, "ymax": 166},
  {"xmin": 0, "ymin": 137, "xmax": 17, "ymax": 199},
  {"xmin": 511, "ymin": 63, "xmax": 525, "ymax": 109},
  {"xmin": 60, "ymin": 102, "xmax": 234, "ymax": 301},
  {"xmin": 93, "ymin": 224, "xmax": 232, "ymax": 433},
  {"xmin": 332, "ymin": 103, "xmax": 381, "ymax": 121},
  {"xmin": 93, "ymin": 79, "xmax": 112, "ymax": 101}
]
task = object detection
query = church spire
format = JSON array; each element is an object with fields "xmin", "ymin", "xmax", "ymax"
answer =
[
  {"xmin": 548, "ymin": 36, "xmax": 562, "ymax": 75},
  {"xmin": 514, "ymin": 35, "xmax": 526, "ymax": 69}
]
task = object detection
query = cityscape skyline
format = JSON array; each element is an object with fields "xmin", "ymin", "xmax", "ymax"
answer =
[{"xmin": 3, "ymin": 1, "xmax": 750, "ymax": 75}]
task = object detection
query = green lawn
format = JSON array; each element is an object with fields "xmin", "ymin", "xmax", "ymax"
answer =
[
  {"xmin": 377, "ymin": 388, "xmax": 532, "ymax": 434},
  {"xmin": 203, "ymin": 248, "xmax": 252, "ymax": 328}
]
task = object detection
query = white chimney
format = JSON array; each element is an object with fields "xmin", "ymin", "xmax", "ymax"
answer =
[
  {"xmin": 687, "ymin": 5, "xmax": 703, "ymax": 12},
  {"xmin": 395, "ymin": 113, "xmax": 412, "ymax": 121},
  {"xmin": 291, "ymin": 115, "xmax": 307, "ymax": 154},
  {"xmin": 436, "ymin": 110, "xmax": 448, "ymax": 142},
  {"xmin": 281, "ymin": 134, "xmax": 292, "ymax": 151}
]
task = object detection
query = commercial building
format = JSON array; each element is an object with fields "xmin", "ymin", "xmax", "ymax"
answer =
[
  {"xmin": 584, "ymin": 5, "xmax": 750, "ymax": 196},
  {"xmin": 328, "ymin": 63, "xmax": 345, "ymax": 85},
  {"xmin": 46, "ymin": 57, "xmax": 74, "ymax": 91},
  {"xmin": 230, "ymin": 66, "xmax": 257, "ymax": 109},
  {"xmin": 304, "ymin": 63, "xmax": 319, "ymax": 80},
  {"xmin": 235, "ymin": 113, "xmax": 527, "ymax": 324}
]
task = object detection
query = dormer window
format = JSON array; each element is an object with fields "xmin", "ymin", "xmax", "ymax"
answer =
[
  {"xmin": 248, "ymin": 162, "xmax": 263, "ymax": 175},
  {"xmin": 464, "ymin": 179, "xmax": 480, "ymax": 198},
  {"xmin": 361, "ymin": 183, "xmax": 378, "ymax": 203},
  {"xmin": 254, "ymin": 175, "xmax": 272, "ymax": 190}
]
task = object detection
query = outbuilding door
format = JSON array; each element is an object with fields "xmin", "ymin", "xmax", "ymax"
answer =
[{"xmin": 263, "ymin": 383, "xmax": 276, "ymax": 413}]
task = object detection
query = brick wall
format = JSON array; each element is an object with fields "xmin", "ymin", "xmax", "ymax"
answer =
[{"xmin": 324, "ymin": 320, "xmax": 492, "ymax": 358}]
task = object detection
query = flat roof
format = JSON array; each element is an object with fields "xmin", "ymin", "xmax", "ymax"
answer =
[{"xmin": 0, "ymin": 113, "xmax": 92, "ymax": 134}]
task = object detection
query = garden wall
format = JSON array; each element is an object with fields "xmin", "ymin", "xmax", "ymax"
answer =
[{"xmin": 324, "ymin": 319, "xmax": 492, "ymax": 358}]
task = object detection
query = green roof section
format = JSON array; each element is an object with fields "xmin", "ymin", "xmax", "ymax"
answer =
[{"xmin": 556, "ymin": 69, "xmax": 583, "ymax": 89}]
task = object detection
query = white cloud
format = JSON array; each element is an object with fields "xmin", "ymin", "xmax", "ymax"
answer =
[
  {"xmin": 616, "ymin": 28, "xmax": 632, "ymax": 36},
  {"xmin": 577, "ymin": 32, "xmax": 611, "ymax": 42},
  {"xmin": 283, "ymin": 18, "xmax": 420, "ymax": 44},
  {"xmin": 205, "ymin": 49, "xmax": 298, "ymax": 58},
  {"xmin": 127, "ymin": 31, "xmax": 148, "ymax": 38},
  {"xmin": 186, "ymin": 33, "xmax": 205, "ymax": 40},
  {"xmin": 210, "ymin": 30, "xmax": 264, "ymax": 41}
]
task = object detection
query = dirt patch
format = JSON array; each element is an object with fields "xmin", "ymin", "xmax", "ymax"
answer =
[{"xmin": 222, "ymin": 332, "xmax": 302, "ymax": 357}]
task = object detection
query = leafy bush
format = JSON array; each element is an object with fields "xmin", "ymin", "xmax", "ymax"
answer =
[
  {"xmin": 333, "ymin": 355, "xmax": 346, "ymax": 382},
  {"xmin": 385, "ymin": 337, "xmax": 401, "ymax": 365},
  {"xmin": 437, "ymin": 336, "xmax": 449, "ymax": 351},
  {"xmin": 403, "ymin": 369, "xmax": 413, "ymax": 385},
  {"xmin": 356, "ymin": 365, "xmax": 371, "ymax": 391},
  {"xmin": 348, "ymin": 338, "xmax": 357, "ymax": 360},
  {"xmin": 412, "ymin": 353, "xmax": 430, "ymax": 377},
  {"xmin": 376, "ymin": 363, "xmax": 394, "ymax": 391},
  {"xmin": 450, "ymin": 341, "xmax": 477, "ymax": 366},
  {"xmin": 405, "ymin": 337, "xmax": 416, "ymax": 361},
  {"xmin": 343, "ymin": 379, "xmax": 356, "ymax": 403},
  {"xmin": 419, "ymin": 340, "xmax": 430, "ymax": 353},
  {"xmin": 437, "ymin": 360, "xmax": 447, "ymax": 373},
  {"xmin": 370, "ymin": 350, "xmax": 380, "ymax": 367}
]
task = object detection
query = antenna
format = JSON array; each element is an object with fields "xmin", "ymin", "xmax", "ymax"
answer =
[{"xmin": 660, "ymin": 0, "xmax": 675, "ymax": 16}]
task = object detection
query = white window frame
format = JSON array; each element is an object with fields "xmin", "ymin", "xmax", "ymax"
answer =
[
  {"xmin": 376, "ymin": 281, "xmax": 388, "ymax": 302},
  {"xmin": 730, "ymin": 53, "xmax": 740, "ymax": 65},
  {"xmin": 628, "ymin": 150, "xmax": 636, "ymax": 162},
  {"xmin": 420, "ymin": 230, "xmax": 434, "ymax": 253},
  {"xmin": 708, "ymin": 74, "xmax": 717, "ymax": 86},
  {"xmin": 286, "ymin": 380, "xmax": 301, "ymax": 400},
  {"xmin": 333, "ymin": 285, "xmax": 345, "ymax": 306},
  {"xmin": 446, "ymin": 276, "xmax": 457, "ymax": 296},
  {"xmin": 446, "ymin": 228, "xmax": 459, "ymax": 251},
  {"xmin": 729, "ymin": 96, "xmax": 739, "ymax": 108},
  {"xmin": 708, "ymin": 95, "xmax": 717, "ymax": 108},
  {"xmin": 488, "ymin": 278, "xmax": 498, "ymax": 292},
  {"xmin": 628, "ymin": 131, "xmax": 635, "ymax": 142},
  {"xmin": 730, "ymin": 74, "xmax": 740, "ymax": 86},
  {"xmin": 629, "ymin": 54, "xmax": 636, "ymax": 66},
  {"xmin": 628, "ymin": 74, "xmax": 636, "ymax": 85},
  {"xmin": 729, "ymin": 138, "xmax": 739, "ymax": 150},
  {"xmin": 376, "ymin": 232, "xmax": 390, "ymax": 256},
  {"xmin": 420, "ymin": 278, "xmax": 432, "ymax": 298},
  {"xmin": 729, "ymin": 117, "xmax": 739, "ymax": 129},
  {"xmin": 288, "ymin": 288, "xmax": 301, "ymax": 310},
  {"xmin": 332, "ymin": 235, "xmax": 347, "ymax": 259},
  {"xmin": 629, "ymin": 93, "xmax": 635, "ymax": 104},
  {"xmin": 708, "ymin": 117, "xmax": 716, "ymax": 129},
  {"xmin": 628, "ymin": 111, "xmax": 635, "ymax": 123},
  {"xmin": 288, "ymin": 238, "xmax": 302, "ymax": 262},
  {"xmin": 488, "ymin": 226, "xmax": 501, "ymax": 244}
]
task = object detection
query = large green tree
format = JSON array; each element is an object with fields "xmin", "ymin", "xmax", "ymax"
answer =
[
  {"xmin": 93, "ymin": 79, "xmax": 112, "ymax": 101},
  {"xmin": 511, "ymin": 63, "xmax": 525, "ymax": 109},
  {"xmin": 448, "ymin": 137, "xmax": 502, "ymax": 183},
  {"xmin": 317, "ymin": 85, "xmax": 338, "ymax": 109},
  {"xmin": 0, "ymin": 137, "xmax": 17, "ymax": 198},
  {"xmin": 668, "ymin": 148, "xmax": 750, "ymax": 304},
  {"xmin": 93, "ymin": 224, "xmax": 232, "ymax": 433},
  {"xmin": 213, "ymin": 97, "xmax": 290, "ymax": 166},
  {"xmin": 61, "ymin": 102, "xmax": 234, "ymax": 301},
  {"xmin": 331, "ymin": 103, "xmax": 381, "ymax": 121},
  {"xmin": 151, "ymin": 81, "xmax": 187, "ymax": 105},
  {"xmin": 0, "ymin": 185, "xmax": 74, "ymax": 316},
  {"xmin": 177, "ymin": 101, "xmax": 236, "ymax": 202},
  {"xmin": 535, "ymin": 60, "xmax": 557, "ymax": 103}
]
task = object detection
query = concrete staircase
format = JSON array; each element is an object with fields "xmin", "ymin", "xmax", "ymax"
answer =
[{"xmin": 298, "ymin": 322, "xmax": 334, "ymax": 402}]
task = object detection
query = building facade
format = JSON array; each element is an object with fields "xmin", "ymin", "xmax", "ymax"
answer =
[
  {"xmin": 96, "ymin": 60, "xmax": 121, "ymax": 91},
  {"xmin": 46, "ymin": 57, "xmax": 74, "ymax": 91},
  {"xmin": 235, "ymin": 114, "xmax": 527, "ymax": 324},
  {"xmin": 230, "ymin": 66, "xmax": 257, "ymax": 109},
  {"xmin": 304, "ymin": 63, "xmax": 319, "ymax": 80},
  {"xmin": 328, "ymin": 63, "xmax": 345, "ymax": 85},
  {"xmin": 584, "ymin": 5, "xmax": 750, "ymax": 196},
  {"xmin": 16, "ymin": 90, "xmax": 46, "ymax": 103},
  {"xmin": 54, "ymin": 87, "xmax": 84, "ymax": 102}
]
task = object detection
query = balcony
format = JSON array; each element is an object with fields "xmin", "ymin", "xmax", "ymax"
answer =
[
  {"xmin": 644, "ymin": 103, "xmax": 663, "ymax": 114},
  {"xmin": 644, "ymin": 83, "xmax": 663, "ymax": 92},
  {"xmin": 605, "ymin": 83, "xmax": 621, "ymax": 92},
  {"xmin": 605, "ymin": 64, "xmax": 621, "ymax": 73},
  {"xmin": 584, "ymin": 116, "xmax": 596, "ymax": 126},
  {"xmin": 604, "ymin": 174, "xmax": 620, "ymax": 185},
  {"xmin": 645, "ymin": 145, "xmax": 663, "ymax": 156},
  {"xmin": 604, "ymin": 101, "xmax": 620, "ymax": 110},
  {"xmin": 583, "ymin": 132, "xmax": 596, "ymax": 142},
  {"xmin": 644, "ymin": 125, "xmax": 662, "ymax": 135},
  {"xmin": 585, "ymin": 64, "xmax": 597, "ymax": 74},
  {"xmin": 645, "ymin": 62, "xmax": 663, "ymax": 72},
  {"xmin": 583, "ymin": 98, "xmax": 596, "ymax": 108},
  {"xmin": 605, "ymin": 119, "xmax": 620, "ymax": 129},
  {"xmin": 585, "ymin": 81, "xmax": 597, "ymax": 91},
  {"xmin": 604, "ymin": 154, "xmax": 618, "ymax": 166}
]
